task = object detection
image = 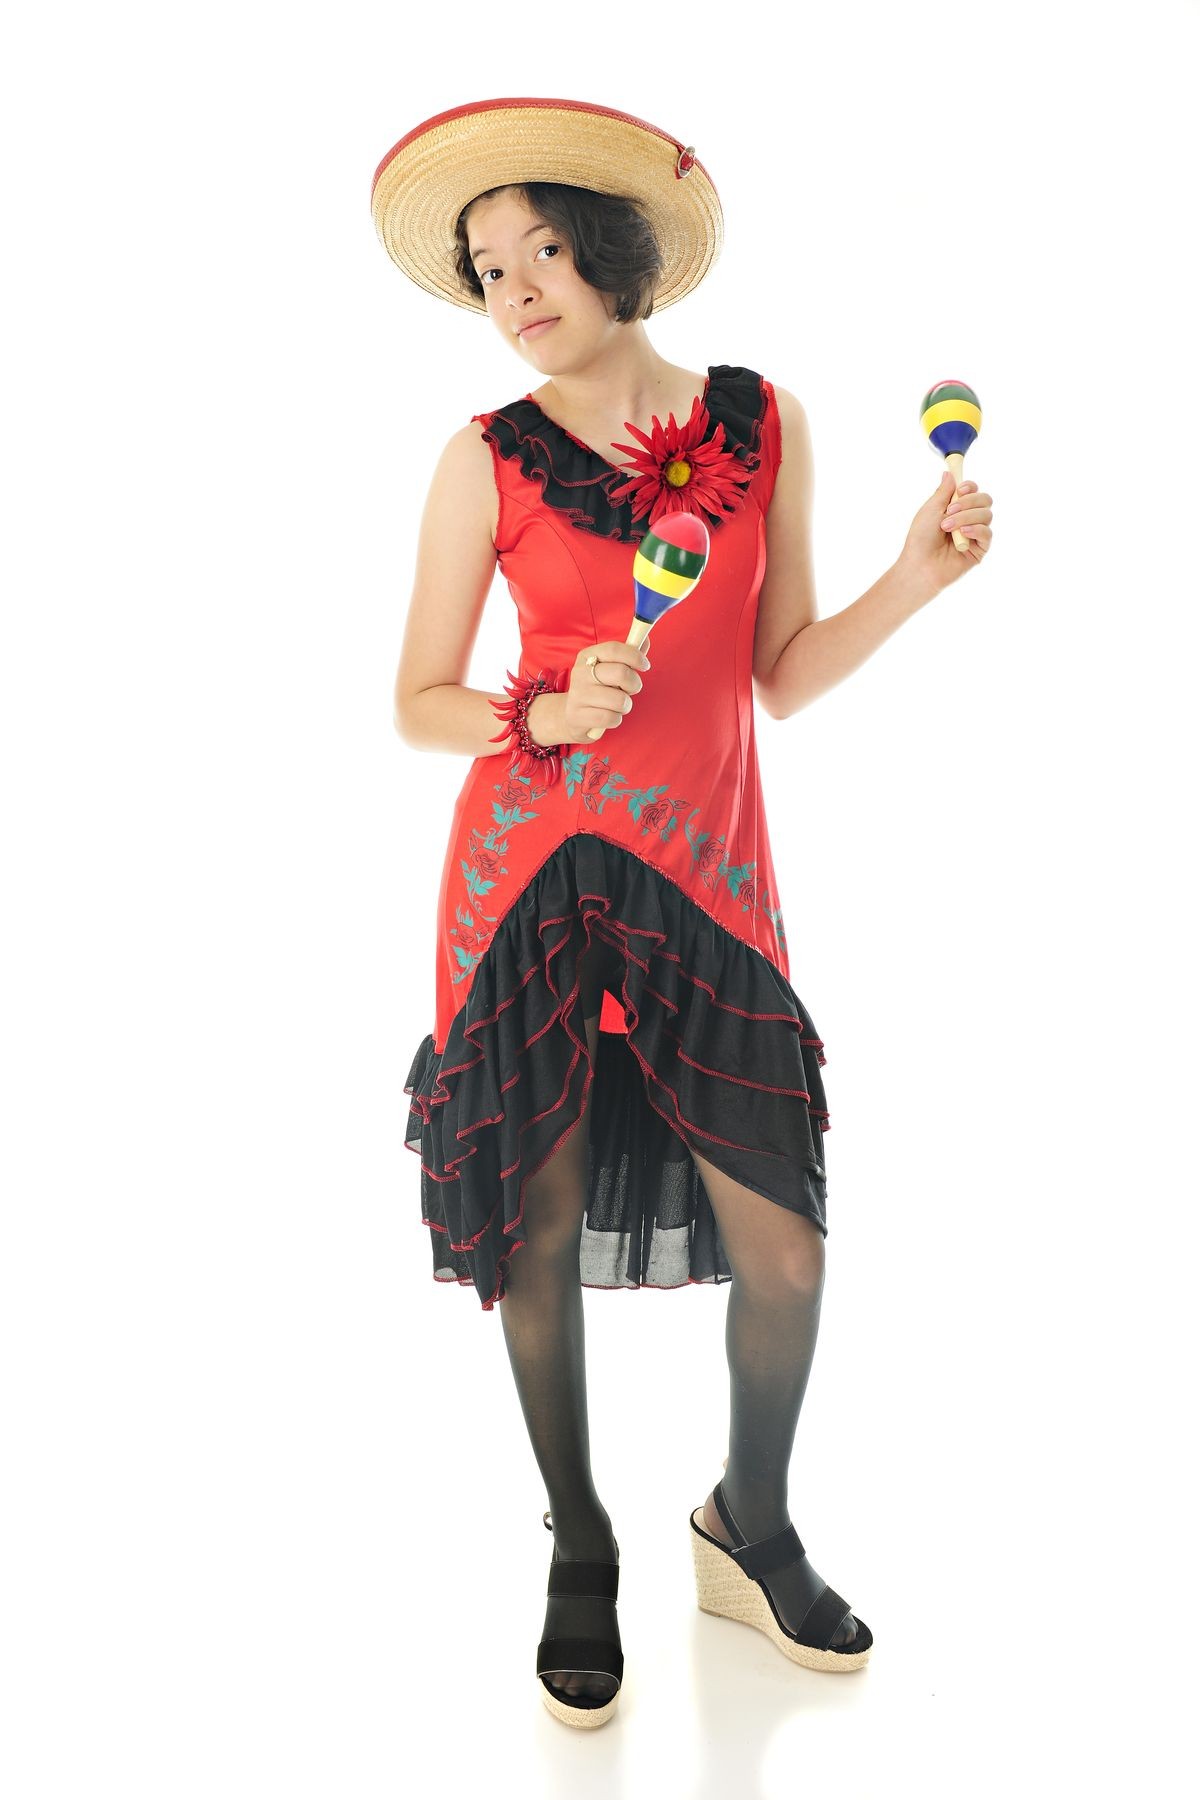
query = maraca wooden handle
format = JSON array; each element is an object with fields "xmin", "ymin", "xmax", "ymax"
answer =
[
  {"xmin": 944, "ymin": 453, "xmax": 969, "ymax": 554},
  {"xmin": 585, "ymin": 624, "xmax": 653, "ymax": 740}
]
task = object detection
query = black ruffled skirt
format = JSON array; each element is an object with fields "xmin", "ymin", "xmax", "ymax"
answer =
[{"xmin": 404, "ymin": 833, "xmax": 830, "ymax": 1311}]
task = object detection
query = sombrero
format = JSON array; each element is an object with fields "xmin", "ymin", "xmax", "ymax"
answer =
[{"xmin": 370, "ymin": 96, "xmax": 723, "ymax": 314}]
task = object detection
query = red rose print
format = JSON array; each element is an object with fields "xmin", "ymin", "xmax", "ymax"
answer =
[
  {"xmin": 641, "ymin": 798, "xmax": 673, "ymax": 832},
  {"xmin": 470, "ymin": 844, "xmax": 505, "ymax": 879}
]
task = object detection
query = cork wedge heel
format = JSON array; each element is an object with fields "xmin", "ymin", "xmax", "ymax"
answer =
[
  {"xmin": 536, "ymin": 1511, "xmax": 624, "ymax": 1728},
  {"xmin": 689, "ymin": 1479, "xmax": 873, "ymax": 1673}
]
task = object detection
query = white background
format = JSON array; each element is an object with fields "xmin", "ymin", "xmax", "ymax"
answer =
[{"xmin": 4, "ymin": 2, "xmax": 1197, "ymax": 1795}]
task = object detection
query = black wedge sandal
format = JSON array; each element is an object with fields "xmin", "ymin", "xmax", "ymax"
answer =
[
  {"xmin": 689, "ymin": 1479, "xmax": 873, "ymax": 1672},
  {"xmin": 537, "ymin": 1509, "xmax": 624, "ymax": 1728}
]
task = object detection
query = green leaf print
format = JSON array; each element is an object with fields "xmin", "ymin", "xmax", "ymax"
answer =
[{"xmin": 450, "ymin": 747, "xmax": 787, "ymax": 989}]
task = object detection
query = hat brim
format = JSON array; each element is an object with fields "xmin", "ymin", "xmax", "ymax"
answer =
[{"xmin": 371, "ymin": 96, "xmax": 723, "ymax": 314}]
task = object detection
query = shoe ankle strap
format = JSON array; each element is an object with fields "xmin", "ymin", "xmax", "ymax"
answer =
[
  {"xmin": 714, "ymin": 1480, "xmax": 806, "ymax": 1577},
  {"xmin": 547, "ymin": 1559, "xmax": 620, "ymax": 1599},
  {"xmin": 729, "ymin": 1520, "xmax": 806, "ymax": 1579}
]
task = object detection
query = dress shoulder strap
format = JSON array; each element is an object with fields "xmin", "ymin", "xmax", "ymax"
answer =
[
  {"xmin": 761, "ymin": 380, "xmax": 782, "ymax": 469},
  {"xmin": 757, "ymin": 378, "xmax": 783, "ymax": 502},
  {"xmin": 464, "ymin": 408, "xmax": 504, "ymax": 549}
]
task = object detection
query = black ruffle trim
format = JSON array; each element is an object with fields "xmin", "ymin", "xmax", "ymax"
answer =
[
  {"xmin": 404, "ymin": 831, "xmax": 829, "ymax": 1312},
  {"xmin": 477, "ymin": 364, "xmax": 769, "ymax": 545}
]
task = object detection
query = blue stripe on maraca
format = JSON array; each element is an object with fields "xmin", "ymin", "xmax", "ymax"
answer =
[
  {"xmin": 927, "ymin": 419, "xmax": 978, "ymax": 456},
  {"xmin": 634, "ymin": 581, "xmax": 686, "ymax": 625}
]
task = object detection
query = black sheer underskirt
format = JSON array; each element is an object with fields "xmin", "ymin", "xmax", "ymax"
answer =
[{"xmin": 404, "ymin": 832, "xmax": 830, "ymax": 1311}]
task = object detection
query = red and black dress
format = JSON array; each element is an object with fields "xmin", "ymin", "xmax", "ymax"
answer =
[{"xmin": 404, "ymin": 364, "xmax": 831, "ymax": 1310}]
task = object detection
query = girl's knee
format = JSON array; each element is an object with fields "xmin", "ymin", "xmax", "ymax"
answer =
[
  {"xmin": 736, "ymin": 1215, "xmax": 826, "ymax": 1302},
  {"xmin": 693, "ymin": 1146, "xmax": 827, "ymax": 1299},
  {"xmin": 520, "ymin": 1160, "xmax": 586, "ymax": 1251}
]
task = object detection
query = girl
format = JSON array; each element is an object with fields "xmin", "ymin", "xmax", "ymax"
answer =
[{"xmin": 373, "ymin": 97, "xmax": 993, "ymax": 1729}]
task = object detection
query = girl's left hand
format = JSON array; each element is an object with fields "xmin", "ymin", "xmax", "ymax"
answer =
[{"xmin": 898, "ymin": 469, "xmax": 994, "ymax": 593}]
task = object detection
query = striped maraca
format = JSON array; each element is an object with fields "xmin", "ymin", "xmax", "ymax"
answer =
[
  {"xmin": 586, "ymin": 513, "xmax": 711, "ymax": 740},
  {"xmin": 920, "ymin": 379, "xmax": 982, "ymax": 554}
]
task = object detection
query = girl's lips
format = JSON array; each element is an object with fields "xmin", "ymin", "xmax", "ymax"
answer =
[{"xmin": 520, "ymin": 317, "xmax": 559, "ymax": 339}]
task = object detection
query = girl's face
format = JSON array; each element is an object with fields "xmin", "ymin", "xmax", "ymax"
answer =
[{"xmin": 464, "ymin": 189, "xmax": 618, "ymax": 374}]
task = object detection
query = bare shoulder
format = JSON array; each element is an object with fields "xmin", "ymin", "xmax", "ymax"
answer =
[
  {"xmin": 768, "ymin": 383, "xmax": 811, "ymax": 441},
  {"xmin": 427, "ymin": 417, "xmax": 499, "ymax": 543},
  {"xmin": 435, "ymin": 417, "xmax": 497, "ymax": 477}
]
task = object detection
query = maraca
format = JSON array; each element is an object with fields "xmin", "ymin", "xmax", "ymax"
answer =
[
  {"xmin": 920, "ymin": 379, "xmax": 982, "ymax": 554},
  {"xmin": 586, "ymin": 512, "xmax": 710, "ymax": 740}
]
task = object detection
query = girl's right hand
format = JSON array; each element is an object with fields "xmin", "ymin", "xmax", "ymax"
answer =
[{"xmin": 561, "ymin": 642, "xmax": 650, "ymax": 742}]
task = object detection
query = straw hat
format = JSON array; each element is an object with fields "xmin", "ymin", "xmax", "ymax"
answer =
[{"xmin": 370, "ymin": 96, "xmax": 723, "ymax": 314}]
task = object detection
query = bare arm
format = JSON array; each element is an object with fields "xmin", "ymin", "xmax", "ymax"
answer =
[
  {"xmin": 393, "ymin": 422, "xmax": 527, "ymax": 760},
  {"xmin": 754, "ymin": 386, "xmax": 938, "ymax": 721}
]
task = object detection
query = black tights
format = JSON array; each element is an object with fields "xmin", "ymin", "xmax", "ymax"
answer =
[
  {"xmin": 498, "ymin": 936, "xmax": 624, "ymax": 1561},
  {"xmin": 499, "ymin": 933, "xmax": 825, "ymax": 1556}
]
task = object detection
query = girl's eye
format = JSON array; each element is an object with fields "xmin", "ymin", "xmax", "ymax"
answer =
[{"xmin": 480, "ymin": 243, "xmax": 560, "ymax": 285}]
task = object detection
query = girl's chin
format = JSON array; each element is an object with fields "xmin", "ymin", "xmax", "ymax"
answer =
[{"xmin": 518, "ymin": 324, "xmax": 566, "ymax": 353}]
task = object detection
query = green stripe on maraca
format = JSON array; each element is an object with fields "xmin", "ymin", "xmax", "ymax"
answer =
[
  {"xmin": 636, "ymin": 525, "xmax": 707, "ymax": 581},
  {"xmin": 920, "ymin": 379, "xmax": 980, "ymax": 413},
  {"xmin": 633, "ymin": 548, "xmax": 697, "ymax": 598}
]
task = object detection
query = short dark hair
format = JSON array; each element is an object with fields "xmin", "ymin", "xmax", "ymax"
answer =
[{"xmin": 452, "ymin": 181, "xmax": 663, "ymax": 323}]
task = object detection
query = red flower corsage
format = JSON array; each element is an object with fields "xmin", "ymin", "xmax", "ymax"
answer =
[
  {"xmin": 488, "ymin": 665, "xmax": 571, "ymax": 785},
  {"xmin": 607, "ymin": 394, "xmax": 749, "ymax": 527}
]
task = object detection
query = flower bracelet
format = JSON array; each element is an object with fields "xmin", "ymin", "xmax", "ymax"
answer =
[{"xmin": 488, "ymin": 665, "xmax": 571, "ymax": 785}]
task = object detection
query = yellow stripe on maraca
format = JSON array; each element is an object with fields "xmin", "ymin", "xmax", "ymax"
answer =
[
  {"xmin": 632, "ymin": 547, "xmax": 696, "ymax": 599},
  {"xmin": 921, "ymin": 397, "xmax": 982, "ymax": 436}
]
